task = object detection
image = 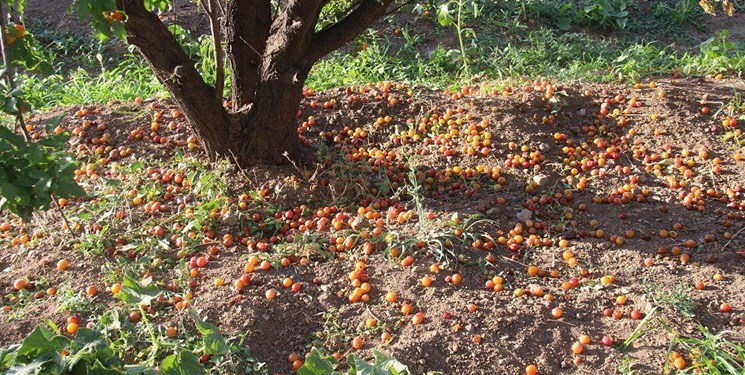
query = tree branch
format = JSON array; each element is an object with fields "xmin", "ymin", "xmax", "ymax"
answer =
[
  {"xmin": 307, "ymin": 0, "xmax": 392, "ymax": 63},
  {"xmin": 268, "ymin": 0, "xmax": 326, "ymax": 55},
  {"xmin": 117, "ymin": 0, "xmax": 231, "ymax": 154},
  {"xmin": 200, "ymin": 0, "xmax": 224, "ymax": 102}
]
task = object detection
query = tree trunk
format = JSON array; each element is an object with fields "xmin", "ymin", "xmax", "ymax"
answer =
[
  {"xmin": 224, "ymin": 0, "xmax": 270, "ymax": 110},
  {"xmin": 230, "ymin": 64, "xmax": 307, "ymax": 165},
  {"xmin": 118, "ymin": 0, "xmax": 392, "ymax": 165}
]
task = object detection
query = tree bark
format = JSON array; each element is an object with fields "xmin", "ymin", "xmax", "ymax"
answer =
[
  {"xmin": 224, "ymin": 0, "xmax": 271, "ymax": 109},
  {"xmin": 231, "ymin": 69, "xmax": 306, "ymax": 165}
]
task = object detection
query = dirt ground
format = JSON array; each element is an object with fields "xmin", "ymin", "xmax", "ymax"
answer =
[{"xmin": 1, "ymin": 75, "xmax": 744, "ymax": 374}]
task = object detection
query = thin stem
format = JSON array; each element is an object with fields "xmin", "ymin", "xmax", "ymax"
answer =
[
  {"xmin": 50, "ymin": 194, "xmax": 76, "ymax": 239},
  {"xmin": 456, "ymin": 0, "xmax": 469, "ymax": 77},
  {"xmin": 0, "ymin": 3, "xmax": 30, "ymax": 142},
  {"xmin": 139, "ymin": 305, "xmax": 161, "ymax": 365}
]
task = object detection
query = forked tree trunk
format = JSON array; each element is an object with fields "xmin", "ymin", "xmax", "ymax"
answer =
[
  {"xmin": 231, "ymin": 67, "xmax": 307, "ymax": 164},
  {"xmin": 116, "ymin": 0, "xmax": 391, "ymax": 165}
]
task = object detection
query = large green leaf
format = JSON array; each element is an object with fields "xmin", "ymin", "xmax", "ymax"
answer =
[
  {"xmin": 114, "ymin": 276, "xmax": 160, "ymax": 306},
  {"xmin": 5, "ymin": 355, "xmax": 59, "ymax": 375},
  {"xmin": 191, "ymin": 313, "xmax": 229, "ymax": 356},
  {"xmin": 297, "ymin": 348, "xmax": 342, "ymax": 375},
  {"xmin": 14, "ymin": 327, "xmax": 68, "ymax": 362},
  {"xmin": 372, "ymin": 351, "xmax": 410, "ymax": 374},
  {"xmin": 437, "ymin": 3, "xmax": 454, "ymax": 27},
  {"xmin": 159, "ymin": 350, "xmax": 205, "ymax": 375}
]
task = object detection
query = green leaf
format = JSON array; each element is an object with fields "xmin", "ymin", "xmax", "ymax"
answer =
[
  {"xmin": 14, "ymin": 326, "xmax": 68, "ymax": 361},
  {"xmin": 32, "ymin": 175, "xmax": 52, "ymax": 196},
  {"xmin": 0, "ymin": 182, "xmax": 19, "ymax": 204},
  {"xmin": 437, "ymin": 4, "xmax": 453, "ymax": 27},
  {"xmin": 297, "ymin": 348, "xmax": 341, "ymax": 375},
  {"xmin": 350, "ymin": 356, "xmax": 385, "ymax": 375},
  {"xmin": 159, "ymin": 350, "xmax": 205, "ymax": 375},
  {"xmin": 5, "ymin": 355, "xmax": 58, "ymax": 375},
  {"xmin": 114, "ymin": 276, "xmax": 160, "ymax": 306},
  {"xmin": 45, "ymin": 115, "xmax": 65, "ymax": 133},
  {"xmin": 124, "ymin": 365, "xmax": 158, "ymax": 375},
  {"xmin": 373, "ymin": 351, "xmax": 409, "ymax": 374},
  {"xmin": 53, "ymin": 180, "xmax": 86, "ymax": 198},
  {"xmin": 0, "ymin": 345, "xmax": 20, "ymax": 370},
  {"xmin": 190, "ymin": 313, "xmax": 229, "ymax": 356}
]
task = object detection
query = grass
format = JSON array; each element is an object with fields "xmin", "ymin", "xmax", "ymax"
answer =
[
  {"xmin": 17, "ymin": 54, "xmax": 162, "ymax": 110},
  {"xmin": 310, "ymin": 26, "xmax": 743, "ymax": 90},
  {"xmin": 642, "ymin": 279, "xmax": 697, "ymax": 319},
  {"xmin": 619, "ymin": 356, "xmax": 641, "ymax": 375},
  {"xmin": 618, "ymin": 308, "xmax": 658, "ymax": 351},
  {"xmin": 668, "ymin": 325, "xmax": 744, "ymax": 374}
]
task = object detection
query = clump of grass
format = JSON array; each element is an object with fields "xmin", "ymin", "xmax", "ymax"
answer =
[
  {"xmin": 667, "ymin": 325, "xmax": 744, "ymax": 375},
  {"xmin": 642, "ymin": 279, "xmax": 697, "ymax": 319}
]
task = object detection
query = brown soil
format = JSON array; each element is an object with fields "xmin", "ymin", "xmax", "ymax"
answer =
[{"xmin": 1, "ymin": 76, "xmax": 744, "ymax": 374}]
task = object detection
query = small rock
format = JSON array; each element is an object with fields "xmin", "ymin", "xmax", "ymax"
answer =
[
  {"xmin": 516, "ymin": 209, "xmax": 532, "ymax": 222},
  {"xmin": 533, "ymin": 174, "xmax": 549, "ymax": 186},
  {"xmin": 562, "ymin": 230, "xmax": 577, "ymax": 240}
]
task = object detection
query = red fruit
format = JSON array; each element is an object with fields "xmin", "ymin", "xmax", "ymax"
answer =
[
  {"xmin": 720, "ymin": 303, "xmax": 731, "ymax": 313},
  {"xmin": 129, "ymin": 310, "xmax": 141, "ymax": 322},
  {"xmin": 601, "ymin": 335, "xmax": 613, "ymax": 346},
  {"xmin": 630, "ymin": 309, "xmax": 642, "ymax": 320}
]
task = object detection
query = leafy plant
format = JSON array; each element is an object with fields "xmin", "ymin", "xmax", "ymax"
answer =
[
  {"xmin": 579, "ymin": 0, "xmax": 629, "ymax": 30},
  {"xmin": 0, "ymin": 117, "xmax": 85, "ymax": 220},
  {"xmin": 436, "ymin": 0, "xmax": 481, "ymax": 76},
  {"xmin": 299, "ymin": 347, "xmax": 411, "ymax": 375},
  {"xmin": 4, "ymin": 22, "xmax": 52, "ymax": 74},
  {"xmin": 0, "ymin": 325, "xmax": 132, "ymax": 374},
  {"xmin": 667, "ymin": 325, "xmax": 744, "ymax": 374},
  {"xmin": 0, "ymin": 1, "xmax": 85, "ymax": 221}
]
